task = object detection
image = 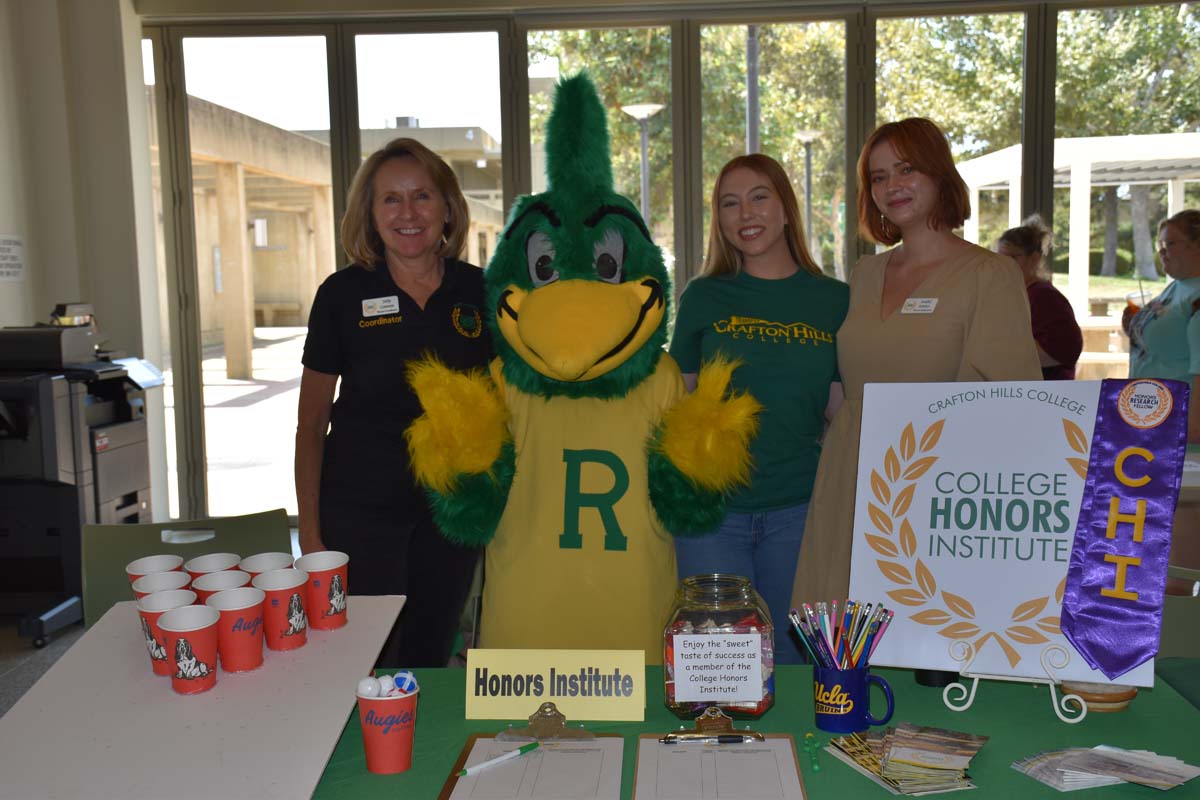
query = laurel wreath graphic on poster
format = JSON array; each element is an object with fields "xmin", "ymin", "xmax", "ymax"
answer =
[{"xmin": 866, "ymin": 418, "xmax": 1082, "ymax": 667}]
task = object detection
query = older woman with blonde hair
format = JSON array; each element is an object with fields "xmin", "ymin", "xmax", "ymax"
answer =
[
  {"xmin": 791, "ymin": 118, "xmax": 1040, "ymax": 625},
  {"xmin": 296, "ymin": 137, "xmax": 489, "ymax": 667},
  {"xmin": 669, "ymin": 153, "xmax": 848, "ymax": 664}
]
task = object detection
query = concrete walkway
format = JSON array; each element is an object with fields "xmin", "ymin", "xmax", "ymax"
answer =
[{"xmin": 164, "ymin": 326, "xmax": 307, "ymax": 518}]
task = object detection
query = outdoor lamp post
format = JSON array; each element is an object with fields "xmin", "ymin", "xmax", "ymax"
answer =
[
  {"xmin": 621, "ymin": 103, "xmax": 665, "ymax": 222},
  {"xmin": 797, "ymin": 129, "xmax": 820, "ymax": 258}
]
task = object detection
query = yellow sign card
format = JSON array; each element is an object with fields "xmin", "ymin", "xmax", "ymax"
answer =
[{"xmin": 465, "ymin": 649, "xmax": 646, "ymax": 721}]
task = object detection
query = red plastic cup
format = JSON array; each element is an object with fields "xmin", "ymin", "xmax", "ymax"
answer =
[
  {"xmin": 295, "ymin": 551, "xmax": 349, "ymax": 630},
  {"xmin": 126, "ymin": 554, "xmax": 184, "ymax": 584},
  {"xmin": 239, "ymin": 552, "xmax": 294, "ymax": 579},
  {"xmin": 206, "ymin": 587, "xmax": 266, "ymax": 673},
  {"xmin": 252, "ymin": 568, "xmax": 309, "ymax": 651},
  {"xmin": 157, "ymin": 604, "xmax": 219, "ymax": 694},
  {"xmin": 191, "ymin": 570, "xmax": 250, "ymax": 604},
  {"xmin": 357, "ymin": 687, "xmax": 419, "ymax": 774},
  {"xmin": 131, "ymin": 570, "xmax": 191, "ymax": 600},
  {"xmin": 136, "ymin": 589, "xmax": 196, "ymax": 676},
  {"xmin": 183, "ymin": 552, "xmax": 241, "ymax": 582}
]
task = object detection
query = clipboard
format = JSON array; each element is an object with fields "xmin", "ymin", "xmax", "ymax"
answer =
[
  {"xmin": 438, "ymin": 732, "xmax": 625, "ymax": 800},
  {"xmin": 633, "ymin": 733, "xmax": 807, "ymax": 800},
  {"xmin": 632, "ymin": 707, "xmax": 807, "ymax": 800},
  {"xmin": 438, "ymin": 702, "xmax": 624, "ymax": 800}
]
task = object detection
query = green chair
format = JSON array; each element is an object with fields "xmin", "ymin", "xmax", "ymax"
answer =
[
  {"xmin": 1160, "ymin": 565, "xmax": 1200, "ymax": 660},
  {"xmin": 81, "ymin": 508, "xmax": 292, "ymax": 627}
]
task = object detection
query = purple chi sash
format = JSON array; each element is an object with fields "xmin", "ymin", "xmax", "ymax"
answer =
[{"xmin": 1060, "ymin": 378, "xmax": 1189, "ymax": 680}]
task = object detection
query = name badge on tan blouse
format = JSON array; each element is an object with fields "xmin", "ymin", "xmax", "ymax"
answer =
[{"xmin": 901, "ymin": 298, "xmax": 938, "ymax": 314}]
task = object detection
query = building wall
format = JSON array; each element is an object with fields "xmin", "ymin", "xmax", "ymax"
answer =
[
  {"xmin": 6, "ymin": 0, "xmax": 168, "ymax": 518},
  {"xmin": 0, "ymin": 0, "xmax": 35, "ymax": 326}
]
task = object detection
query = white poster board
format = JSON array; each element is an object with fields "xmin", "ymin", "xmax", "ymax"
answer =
[{"xmin": 848, "ymin": 381, "xmax": 1155, "ymax": 687}]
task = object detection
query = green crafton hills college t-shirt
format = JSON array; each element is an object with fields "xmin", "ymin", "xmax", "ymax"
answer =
[{"xmin": 669, "ymin": 268, "xmax": 849, "ymax": 513}]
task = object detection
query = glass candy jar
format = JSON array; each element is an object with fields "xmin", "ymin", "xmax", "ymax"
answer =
[{"xmin": 662, "ymin": 574, "xmax": 774, "ymax": 718}]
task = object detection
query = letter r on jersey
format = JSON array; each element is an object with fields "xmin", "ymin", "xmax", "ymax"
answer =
[{"xmin": 560, "ymin": 449, "xmax": 629, "ymax": 551}]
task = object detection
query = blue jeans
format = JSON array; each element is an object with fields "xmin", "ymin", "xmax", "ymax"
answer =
[{"xmin": 674, "ymin": 502, "xmax": 809, "ymax": 665}]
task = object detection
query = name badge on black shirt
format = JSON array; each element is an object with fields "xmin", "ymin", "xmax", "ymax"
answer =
[{"xmin": 362, "ymin": 295, "xmax": 400, "ymax": 317}]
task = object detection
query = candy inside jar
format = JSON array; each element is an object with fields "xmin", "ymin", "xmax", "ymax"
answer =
[{"xmin": 662, "ymin": 574, "xmax": 774, "ymax": 719}]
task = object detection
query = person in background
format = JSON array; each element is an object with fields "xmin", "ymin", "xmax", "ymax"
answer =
[
  {"xmin": 791, "ymin": 117, "xmax": 1041, "ymax": 612},
  {"xmin": 996, "ymin": 215, "xmax": 1083, "ymax": 380},
  {"xmin": 669, "ymin": 153, "xmax": 848, "ymax": 664},
  {"xmin": 1124, "ymin": 209, "xmax": 1200, "ymax": 442},
  {"xmin": 295, "ymin": 138, "xmax": 490, "ymax": 667}
]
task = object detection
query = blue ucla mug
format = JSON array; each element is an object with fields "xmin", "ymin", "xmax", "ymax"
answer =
[{"xmin": 813, "ymin": 665, "xmax": 894, "ymax": 733}]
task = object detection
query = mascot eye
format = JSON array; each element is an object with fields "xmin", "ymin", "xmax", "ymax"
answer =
[
  {"xmin": 592, "ymin": 228, "xmax": 624, "ymax": 283},
  {"xmin": 526, "ymin": 231, "xmax": 559, "ymax": 286}
]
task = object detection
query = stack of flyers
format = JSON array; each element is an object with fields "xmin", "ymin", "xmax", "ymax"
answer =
[
  {"xmin": 880, "ymin": 724, "xmax": 988, "ymax": 794},
  {"xmin": 827, "ymin": 723, "xmax": 987, "ymax": 795},
  {"xmin": 1013, "ymin": 745, "xmax": 1200, "ymax": 792}
]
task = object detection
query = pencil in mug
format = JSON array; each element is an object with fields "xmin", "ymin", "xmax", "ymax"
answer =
[
  {"xmin": 788, "ymin": 611, "xmax": 822, "ymax": 666},
  {"xmin": 807, "ymin": 619, "xmax": 838, "ymax": 668},
  {"xmin": 868, "ymin": 610, "xmax": 895, "ymax": 661}
]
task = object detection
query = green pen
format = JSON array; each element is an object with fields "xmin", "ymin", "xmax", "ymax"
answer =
[{"xmin": 458, "ymin": 742, "xmax": 540, "ymax": 777}]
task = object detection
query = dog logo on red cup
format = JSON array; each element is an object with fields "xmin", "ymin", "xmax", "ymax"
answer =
[
  {"xmin": 363, "ymin": 708, "xmax": 414, "ymax": 735},
  {"xmin": 141, "ymin": 616, "xmax": 166, "ymax": 663},
  {"xmin": 174, "ymin": 637, "xmax": 212, "ymax": 680},
  {"xmin": 814, "ymin": 680, "xmax": 854, "ymax": 716},
  {"xmin": 284, "ymin": 592, "xmax": 308, "ymax": 636},
  {"xmin": 326, "ymin": 573, "xmax": 347, "ymax": 617}
]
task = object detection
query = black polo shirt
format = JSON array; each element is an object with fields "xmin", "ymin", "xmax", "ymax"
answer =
[{"xmin": 302, "ymin": 258, "xmax": 490, "ymax": 504}]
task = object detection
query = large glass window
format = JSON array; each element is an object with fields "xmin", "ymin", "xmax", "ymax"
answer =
[
  {"xmin": 142, "ymin": 39, "xmax": 181, "ymax": 518},
  {"xmin": 1054, "ymin": 4, "xmax": 1200, "ymax": 336},
  {"xmin": 877, "ymin": 13, "xmax": 1025, "ymax": 254},
  {"xmin": 354, "ymin": 32, "xmax": 504, "ymax": 269},
  {"xmin": 180, "ymin": 36, "xmax": 336, "ymax": 517},
  {"xmin": 701, "ymin": 22, "xmax": 846, "ymax": 276},
  {"xmin": 528, "ymin": 27, "xmax": 675, "ymax": 276}
]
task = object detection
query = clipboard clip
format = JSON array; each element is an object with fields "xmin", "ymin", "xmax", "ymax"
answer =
[
  {"xmin": 495, "ymin": 701, "xmax": 595, "ymax": 742},
  {"xmin": 659, "ymin": 706, "xmax": 766, "ymax": 744}
]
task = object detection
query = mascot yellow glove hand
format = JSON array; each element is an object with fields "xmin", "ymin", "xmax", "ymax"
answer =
[
  {"xmin": 656, "ymin": 355, "xmax": 761, "ymax": 492},
  {"xmin": 405, "ymin": 356, "xmax": 509, "ymax": 495}
]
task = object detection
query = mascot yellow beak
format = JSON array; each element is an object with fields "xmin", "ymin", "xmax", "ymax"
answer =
[{"xmin": 497, "ymin": 278, "xmax": 664, "ymax": 382}]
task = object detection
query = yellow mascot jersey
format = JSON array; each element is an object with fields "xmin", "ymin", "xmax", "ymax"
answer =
[{"xmin": 481, "ymin": 355, "xmax": 685, "ymax": 663}]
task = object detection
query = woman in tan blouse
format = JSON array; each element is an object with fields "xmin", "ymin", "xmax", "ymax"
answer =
[{"xmin": 791, "ymin": 117, "xmax": 1041, "ymax": 609}]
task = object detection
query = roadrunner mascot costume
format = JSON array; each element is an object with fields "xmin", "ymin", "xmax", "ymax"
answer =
[{"xmin": 406, "ymin": 75, "xmax": 759, "ymax": 662}]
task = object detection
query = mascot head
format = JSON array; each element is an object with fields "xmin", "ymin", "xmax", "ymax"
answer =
[{"xmin": 486, "ymin": 73, "xmax": 669, "ymax": 399}]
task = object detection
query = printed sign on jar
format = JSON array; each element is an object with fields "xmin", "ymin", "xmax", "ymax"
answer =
[{"xmin": 848, "ymin": 380, "xmax": 1179, "ymax": 688}]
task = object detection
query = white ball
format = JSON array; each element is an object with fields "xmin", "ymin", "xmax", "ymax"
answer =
[
  {"xmin": 377, "ymin": 674, "xmax": 396, "ymax": 694},
  {"xmin": 357, "ymin": 677, "xmax": 381, "ymax": 697}
]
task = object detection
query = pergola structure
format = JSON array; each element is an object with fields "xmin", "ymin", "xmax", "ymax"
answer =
[{"xmin": 956, "ymin": 133, "xmax": 1200, "ymax": 315}]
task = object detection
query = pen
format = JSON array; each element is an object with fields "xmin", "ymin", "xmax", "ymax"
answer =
[
  {"xmin": 659, "ymin": 735, "xmax": 760, "ymax": 744},
  {"xmin": 457, "ymin": 742, "xmax": 540, "ymax": 776},
  {"xmin": 789, "ymin": 611, "xmax": 821, "ymax": 666}
]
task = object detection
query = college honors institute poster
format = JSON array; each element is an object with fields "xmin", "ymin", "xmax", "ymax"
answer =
[{"xmin": 849, "ymin": 380, "xmax": 1156, "ymax": 687}]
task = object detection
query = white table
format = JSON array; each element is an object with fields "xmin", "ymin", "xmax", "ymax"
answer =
[{"xmin": 0, "ymin": 595, "xmax": 404, "ymax": 799}]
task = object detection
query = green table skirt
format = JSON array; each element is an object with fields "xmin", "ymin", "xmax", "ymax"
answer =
[{"xmin": 315, "ymin": 664, "xmax": 1200, "ymax": 799}]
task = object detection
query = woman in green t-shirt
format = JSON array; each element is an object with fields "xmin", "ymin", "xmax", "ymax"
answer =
[{"xmin": 668, "ymin": 154, "xmax": 849, "ymax": 664}]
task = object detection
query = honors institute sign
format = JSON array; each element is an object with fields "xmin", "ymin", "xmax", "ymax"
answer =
[{"xmin": 848, "ymin": 381, "xmax": 1176, "ymax": 688}]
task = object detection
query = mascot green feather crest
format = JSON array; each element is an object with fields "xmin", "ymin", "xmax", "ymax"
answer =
[{"xmin": 545, "ymin": 74, "xmax": 613, "ymax": 195}]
